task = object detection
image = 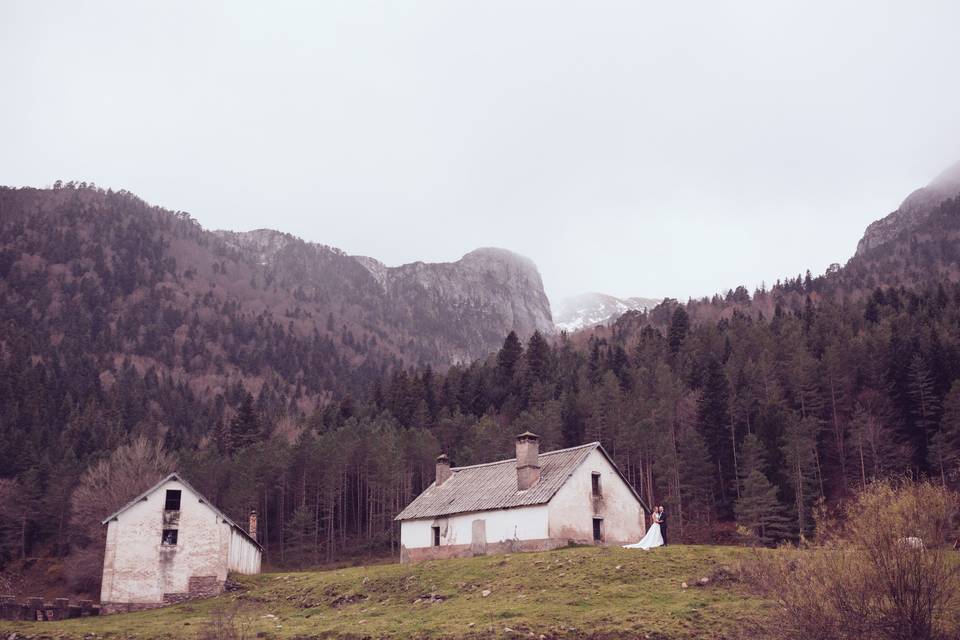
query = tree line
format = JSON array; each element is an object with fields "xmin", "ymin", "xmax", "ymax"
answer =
[{"xmin": 4, "ymin": 185, "xmax": 960, "ymax": 595}]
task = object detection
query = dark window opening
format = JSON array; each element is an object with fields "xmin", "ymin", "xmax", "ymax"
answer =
[
  {"xmin": 432, "ymin": 526, "xmax": 441, "ymax": 547},
  {"xmin": 162, "ymin": 529, "xmax": 178, "ymax": 546},
  {"xmin": 591, "ymin": 472, "xmax": 602, "ymax": 497},
  {"xmin": 592, "ymin": 518, "xmax": 603, "ymax": 542},
  {"xmin": 165, "ymin": 489, "xmax": 181, "ymax": 511}
]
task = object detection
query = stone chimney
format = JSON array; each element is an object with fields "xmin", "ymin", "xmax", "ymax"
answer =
[
  {"xmin": 435, "ymin": 454, "xmax": 452, "ymax": 486},
  {"xmin": 516, "ymin": 431, "xmax": 541, "ymax": 490},
  {"xmin": 248, "ymin": 510, "xmax": 258, "ymax": 540}
]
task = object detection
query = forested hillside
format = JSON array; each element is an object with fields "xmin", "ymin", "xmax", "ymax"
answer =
[
  {"xmin": 0, "ymin": 183, "xmax": 551, "ymax": 592},
  {"xmin": 3, "ymin": 182, "xmax": 960, "ymax": 599}
]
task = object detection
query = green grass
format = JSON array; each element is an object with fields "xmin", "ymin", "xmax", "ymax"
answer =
[{"xmin": 1, "ymin": 545, "xmax": 774, "ymax": 639}]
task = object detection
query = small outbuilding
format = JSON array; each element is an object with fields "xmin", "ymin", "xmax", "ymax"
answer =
[
  {"xmin": 395, "ymin": 432, "xmax": 650, "ymax": 563},
  {"xmin": 99, "ymin": 473, "xmax": 261, "ymax": 613}
]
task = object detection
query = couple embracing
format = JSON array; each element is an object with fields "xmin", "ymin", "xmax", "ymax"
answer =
[{"xmin": 624, "ymin": 505, "xmax": 668, "ymax": 550}]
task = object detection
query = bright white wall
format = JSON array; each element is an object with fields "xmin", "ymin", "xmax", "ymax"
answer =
[
  {"xmin": 548, "ymin": 448, "xmax": 645, "ymax": 544},
  {"xmin": 401, "ymin": 504, "xmax": 549, "ymax": 550},
  {"xmin": 100, "ymin": 479, "xmax": 257, "ymax": 604}
]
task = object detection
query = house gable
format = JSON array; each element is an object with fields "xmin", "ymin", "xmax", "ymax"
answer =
[
  {"xmin": 102, "ymin": 472, "xmax": 261, "ymax": 550},
  {"xmin": 547, "ymin": 448, "xmax": 647, "ymax": 544}
]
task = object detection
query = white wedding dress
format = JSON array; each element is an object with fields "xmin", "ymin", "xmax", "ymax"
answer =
[{"xmin": 623, "ymin": 521, "xmax": 663, "ymax": 549}]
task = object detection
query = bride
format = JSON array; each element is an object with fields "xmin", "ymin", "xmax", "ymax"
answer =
[{"xmin": 623, "ymin": 506, "xmax": 663, "ymax": 550}]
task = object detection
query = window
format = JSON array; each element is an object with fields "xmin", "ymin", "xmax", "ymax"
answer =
[
  {"xmin": 162, "ymin": 529, "xmax": 178, "ymax": 546},
  {"xmin": 591, "ymin": 472, "xmax": 602, "ymax": 497},
  {"xmin": 592, "ymin": 518, "xmax": 603, "ymax": 542},
  {"xmin": 164, "ymin": 489, "xmax": 181, "ymax": 511},
  {"xmin": 432, "ymin": 526, "xmax": 441, "ymax": 547}
]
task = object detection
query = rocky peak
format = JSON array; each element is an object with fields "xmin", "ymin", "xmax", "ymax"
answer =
[
  {"xmin": 213, "ymin": 230, "xmax": 554, "ymax": 363},
  {"xmin": 856, "ymin": 160, "xmax": 960, "ymax": 256}
]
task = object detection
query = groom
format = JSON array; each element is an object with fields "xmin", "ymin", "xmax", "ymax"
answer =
[{"xmin": 657, "ymin": 506, "xmax": 668, "ymax": 546}]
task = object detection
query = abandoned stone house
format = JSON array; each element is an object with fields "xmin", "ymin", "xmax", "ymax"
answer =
[
  {"xmin": 99, "ymin": 473, "xmax": 261, "ymax": 613},
  {"xmin": 395, "ymin": 432, "xmax": 650, "ymax": 563}
]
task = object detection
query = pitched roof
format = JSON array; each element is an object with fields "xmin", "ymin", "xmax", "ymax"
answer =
[
  {"xmin": 395, "ymin": 442, "xmax": 649, "ymax": 521},
  {"xmin": 101, "ymin": 472, "xmax": 262, "ymax": 550}
]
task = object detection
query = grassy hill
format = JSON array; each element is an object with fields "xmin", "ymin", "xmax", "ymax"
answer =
[{"xmin": 0, "ymin": 545, "xmax": 772, "ymax": 639}]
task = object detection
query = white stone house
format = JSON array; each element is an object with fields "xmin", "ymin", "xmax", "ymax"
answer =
[
  {"xmin": 99, "ymin": 473, "xmax": 262, "ymax": 613},
  {"xmin": 395, "ymin": 432, "xmax": 650, "ymax": 563}
]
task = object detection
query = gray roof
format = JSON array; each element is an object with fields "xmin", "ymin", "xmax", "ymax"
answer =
[
  {"xmin": 101, "ymin": 472, "xmax": 262, "ymax": 550},
  {"xmin": 395, "ymin": 442, "xmax": 649, "ymax": 521}
]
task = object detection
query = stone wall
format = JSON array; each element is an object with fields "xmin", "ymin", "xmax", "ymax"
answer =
[
  {"xmin": 400, "ymin": 537, "xmax": 568, "ymax": 564},
  {"xmin": 101, "ymin": 601, "xmax": 166, "ymax": 615},
  {"xmin": 161, "ymin": 575, "xmax": 224, "ymax": 604},
  {"xmin": 0, "ymin": 595, "xmax": 100, "ymax": 621}
]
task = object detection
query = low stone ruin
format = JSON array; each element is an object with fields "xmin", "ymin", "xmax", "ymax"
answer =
[{"xmin": 0, "ymin": 595, "xmax": 101, "ymax": 621}]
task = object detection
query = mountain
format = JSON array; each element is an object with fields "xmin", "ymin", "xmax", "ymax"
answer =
[
  {"xmin": 0, "ymin": 184, "xmax": 552, "ymax": 460},
  {"xmin": 554, "ymin": 292, "xmax": 662, "ymax": 332},
  {"xmin": 213, "ymin": 230, "xmax": 554, "ymax": 365},
  {"xmin": 607, "ymin": 159, "xmax": 960, "ymax": 338},
  {"xmin": 856, "ymin": 160, "xmax": 960, "ymax": 256}
]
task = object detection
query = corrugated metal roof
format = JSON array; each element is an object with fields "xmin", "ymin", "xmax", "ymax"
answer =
[{"xmin": 395, "ymin": 442, "xmax": 646, "ymax": 521}]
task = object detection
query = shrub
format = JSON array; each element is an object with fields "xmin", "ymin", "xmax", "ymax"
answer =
[
  {"xmin": 197, "ymin": 604, "xmax": 254, "ymax": 640},
  {"xmin": 742, "ymin": 479, "xmax": 960, "ymax": 640}
]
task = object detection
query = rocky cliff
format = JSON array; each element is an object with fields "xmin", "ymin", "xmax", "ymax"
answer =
[
  {"xmin": 856, "ymin": 160, "xmax": 960, "ymax": 256},
  {"xmin": 214, "ymin": 232, "xmax": 554, "ymax": 364}
]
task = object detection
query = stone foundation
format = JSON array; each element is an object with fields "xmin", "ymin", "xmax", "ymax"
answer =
[
  {"xmin": 102, "ymin": 576, "xmax": 225, "ymax": 615},
  {"xmin": 101, "ymin": 601, "xmax": 166, "ymax": 615},
  {"xmin": 400, "ymin": 537, "xmax": 570, "ymax": 564}
]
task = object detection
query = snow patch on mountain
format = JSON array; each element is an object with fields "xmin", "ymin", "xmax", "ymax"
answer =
[{"xmin": 555, "ymin": 292, "xmax": 662, "ymax": 332}]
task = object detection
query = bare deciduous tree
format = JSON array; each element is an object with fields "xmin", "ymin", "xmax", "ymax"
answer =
[{"xmin": 65, "ymin": 437, "xmax": 176, "ymax": 593}]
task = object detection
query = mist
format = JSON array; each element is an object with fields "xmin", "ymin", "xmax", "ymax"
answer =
[{"xmin": 2, "ymin": 1, "xmax": 959, "ymax": 307}]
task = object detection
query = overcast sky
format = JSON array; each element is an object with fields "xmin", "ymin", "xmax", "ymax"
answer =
[{"xmin": 3, "ymin": 2, "xmax": 960, "ymax": 306}]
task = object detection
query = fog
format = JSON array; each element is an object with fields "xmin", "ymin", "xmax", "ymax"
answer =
[{"xmin": 2, "ymin": 1, "xmax": 959, "ymax": 305}]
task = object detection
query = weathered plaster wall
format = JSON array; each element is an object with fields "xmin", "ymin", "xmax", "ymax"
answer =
[
  {"xmin": 400, "ymin": 505, "xmax": 547, "ymax": 548},
  {"xmin": 398, "ymin": 448, "xmax": 646, "ymax": 563},
  {"xmin": 100, "ymin": 479, "xmax": 248, "ymax": 606},
  {"xmin": 401, "ymin": 504, "xmax": 548, "ymax": 550},
  {"xmin": 547, "ymin": 448, "xmax": 645, "ymax": 544}
]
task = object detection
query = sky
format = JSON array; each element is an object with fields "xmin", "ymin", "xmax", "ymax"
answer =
[{"xmin": 2, "ymin": 2, "xmax": 960, "ymax": 307}]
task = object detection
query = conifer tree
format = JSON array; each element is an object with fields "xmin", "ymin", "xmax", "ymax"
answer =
[
  {"xmin": 495, "ymin": 331, "xmax": 523, "ymax": 400},
  {"xmin": 929, "ymin": 380, "xmax": 960, "ymax": 488},
  {"xmin": 524, "ymin": 330, "xmax": 552, "ymax": 385},
  {"xmin": 214, "ymin": 417, "xmax": 235, "ymax": 455},
  {"xmin": 735, "ymin": 470, "xmax": 792, "ymax": 545},
  {"xmin": 667, "ymin": 306, "xmax": 690, "ymax": 354},
  {"xmin": 735, "ymin": 433, "xmax": 790, "ymax": 545},
  {"xmin": 781, "ymin": 414, "xmax": 820, "ymax": 538},
  {"xmin": 908, "ymin": 353, "xmax": 940, "ymax": 454},
  {"xmin": 738, "ymin": 432, "xmax": 767, "ymax": 485},
  {"xmin": 285, "ymin": 502, "xmax": 317, "ymax": 568},
  {"xmin": 231, "ymin": 392, "xmax": 262, "ymax": 450},
  {"xmin": 560, "ymin": 390, "xmax": 586, "ymax": 447}
]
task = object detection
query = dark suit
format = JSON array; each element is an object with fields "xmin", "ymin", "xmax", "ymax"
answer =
[{"xmin": 659, "ymin": 511, "xmax": 668, "ymax": 545}]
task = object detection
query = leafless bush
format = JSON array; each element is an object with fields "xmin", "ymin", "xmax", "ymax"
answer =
[
  {"xmin": 197, "ymin": 604, "xmax": 255, "ymax": 640},
  {"xmin": 65, "ymin": 437, "xmax": 176, "ymax": 592},
  {"xmin": 741, "ymin": 479, "xmax": 960, "ymax": 640}
]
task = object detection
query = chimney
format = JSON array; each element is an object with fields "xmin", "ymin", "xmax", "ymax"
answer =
[
  {"xmin": 516, "ymin": 431, "xmax": 541, "ymax": 490},
  {"xmin": 248, "ymin": 510, "xmax": 258, "ymax": 540},
  {"xmin": 435, "ymin": 454, "xmax": 452, "ymax": 486}
]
